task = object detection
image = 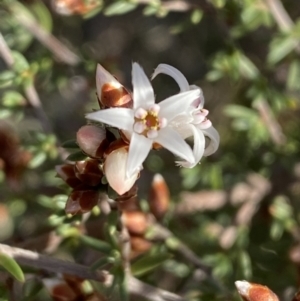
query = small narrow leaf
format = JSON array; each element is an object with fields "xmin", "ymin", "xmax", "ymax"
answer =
[
  {"xmin": 0, "ymin": 253, "xmax": 25, "ymax": 282},
  {"xmin": 66, "ymin": 150, "xmax": 87, "ymax": 162},
  {"xmin": 131, "ymin": 252, "xmax": 171, "ymax": 277},
  {"xmin": 79, "ymin": 235, "xmax": 112, "ymax": 254},
  {"xmin": 61, "ymin": 139, "xmax": 79, "ymax": 149},
  {"xmin": 104, "ymin": 2, "xmax": 137, "ymax": 16}
]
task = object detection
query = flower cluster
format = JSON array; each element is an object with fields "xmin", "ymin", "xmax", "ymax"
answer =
[{"xmin": 57, "ymin": 62, "xmax": 219, "ymax": 212}]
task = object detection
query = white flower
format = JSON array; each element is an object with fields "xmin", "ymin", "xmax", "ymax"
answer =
[
  {"xmin": 86, "ymin": 63, "xmax": 201, "ymax": 178},
  {"xmin": 152, "ymin": 64, "xmax": 220, "ymax": 167}
]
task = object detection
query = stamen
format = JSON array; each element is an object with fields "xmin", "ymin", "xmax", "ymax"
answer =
[
  {"xmin": 135, "ymin": 107, "xmax": 147, "ymax": 119},
  {"xmin": 193, "ymin": 114, "xmax": 206, "ymax": 124},
  {"xmin": 147, "ymin": 129, "xmax": 158, "ymax": 139},
  {"xmin": 134, "ymin": 122, "xmax": 146, "ymax": 133},
  {"xmin": 198, "ymin": 119, "xmax": 212, "ymax": 129},
  {"xmin": 149, "ymin": 104, "xmax": 160, "ymax": 115},
  {"xmin": 200, "ymin": 109, "xmax": 209, "ymax": 116},
  {"xmin": 159, "ymin": 118, "xmax": 167, "ymax": 128}
]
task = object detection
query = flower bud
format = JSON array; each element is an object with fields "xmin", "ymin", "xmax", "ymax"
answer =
[
  {"xmin": 96, "ymin": 64, "xmax": 132, "ymax": 108},
  {"xmin": 65, "ymin": 190, "xmax": 99, "ymax": 215},
  {"xmin": 43, "ymin": 278, "xmax": 77, "ymax": 301},
  {"xmin": 51, "ymin": 0, "xmax": 100, "ymax": 16},
  {"xmin": 235, "ymin": 280, "xmax": 279, "ymax": 301},
  {"xmin": 74, "ymin": 159, "xmax": 103, "ymax": 186},
  {"xmin": 130, "ymin": 236, "xmax": 152, "ymax": 254},
  {"xmin": 55, "ymin": 164, "xmax": 82, "ymax": 188},
  {"xmin": 122, "ymin": 211, "xmax": 148, "ymax": 235},
  {"xmin": 76, "ymin": 125, "xmax": 108, "ymax": 159},
  {"xmin": 104, "ymin": 147, "xmax": 139, "ymax": 195},
  {"xmin": 149, "ymin": 174, "xmax": 170, "ymax": 219}
]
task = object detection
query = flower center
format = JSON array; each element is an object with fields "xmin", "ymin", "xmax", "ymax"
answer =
[{"xmin": 133, "ymin": 104, "xmax": 167, "ymax": 139}]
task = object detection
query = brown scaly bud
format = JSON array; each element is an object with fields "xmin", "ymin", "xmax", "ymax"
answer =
[
  {"xmin": 235, "ymin": 280, "xmax": 279, "ymax": 301},
  {"xmin": 104, "ymin": 146, "xmax": 139, "ymax": 195},
  {"xmin": 116, "ymin": 185, "xmax": 139, "ymax": 211},
  {"xmin": 43, "ymin": 278, "xmax": 77, "ymax": 301},
  {"xmin": 76, "ymin": 125, "xmax": 109, "ymax": 159},
  {"xmin": 130, "ymin": 235, "xmax": 152, "ymax": 255},
  {"xmin": 96, "ymin": 64, "xmax": 133, "ymax": 108},
  {"xmin": 55, "ymin": 164, "xmax": 82, "ymax": 189},
  {"xmin": 122, "ymin": 211, "xmax": 148, "ymax": 236},
  {"xmin": 149, "ymin": 174, "xmax": 170, "ymax": 219},
  {"xmin": 65, "ymin": 189, "xmax": 99, "ymax": 215},
  {"xmin": 0, "ymin": 121, "xmax": 31, "ymax": 190},
  {"xmin": 51, "ymin": 0, "xmax": 101, "ymax": 16},
  {"xmin": 74, "ymin": 159, "xmax": 103, "ymax": 186},
  {"xmin": 292, "ymin": 291, "xmax": 300, "ymax": 301}
]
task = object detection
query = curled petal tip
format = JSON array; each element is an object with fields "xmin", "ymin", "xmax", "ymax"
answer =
[{"xmin": 235, "ymin": 280, "xmax": 250, "ymax": 295}]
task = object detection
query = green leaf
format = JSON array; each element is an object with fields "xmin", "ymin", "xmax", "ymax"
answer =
[
  {"xmin": 131, "ymin": 252, "xmax": 171, "ymax": 277},
  {"xmin": 79, "ymin": 235, "xmax": 112, "ymax": 254},
  {"xmin": 208, "ymin": 0, "xmax": 225, "ymax": 8},
  {"xmin": 28, "ymin": 152, "xmax": 46, "ymax": 168},
  {"xmin": 237, "ymin": 251, "xmax": 252, "ymax": 279},
  {"xmin": 91, "ymin": 257, "xmax": 115, "ymax": 270},
  {"xmin": 190, "ymin": 9, "xmax": 203, "ymax": 25},
  {"xmin": 206, "ymin": 70, "xmax": 223, "ymax": 81},
  {"xmin": 66, "ymin": 150, "xmax": 87, "ymax": 161},
  {"xmin": 287, "ymin": 60, "xmax": 300, "ymax": 91},
  {"xmin": 28, "ymin": 0, "xmax": 52, "ymax": 32},
  {"xmin": 224, "ymin": 105, "xmax": 257, "ymax": 119},
  {"xmin": 11, "ymin": 51, "xmax": 30, "ymax": 73},
  {"xmin": 0, "ymin": 253, "xmax": 24, "ymax": 282},
  {"xmin": 2, "ymin": 91, "xmax": 26, "ymax": 107},
  {"xmin": 143, "ymin": 5, "xmax": 158, "ymax": 16},
  {"xmin": 268, "ymin": 36, "xmax": 295, "ymax": 65},
  {"xmin": 61, "ymin": 139, "xmax": 79, "ymax": 149},
  {"xmin": 0, "ymin": 71, "xmax": 15, "ymax": 88},
  {"xmin": 104, "ymin": 1, "xmax": 137, "ymax": 16}
]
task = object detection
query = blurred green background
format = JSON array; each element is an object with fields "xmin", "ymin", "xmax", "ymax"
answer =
[{"xmin": 0, "ymin": 0, "xmax": 300, "ymax": 300}]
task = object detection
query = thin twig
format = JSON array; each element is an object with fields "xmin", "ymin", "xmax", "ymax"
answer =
[
  {"xmin": 0, "ymin": 31, "xmax": 53, "ymax": 133},
  {"xmin": 266, "ymin": 0, "xmax": 300, "ymax": 53},
  {"xmin": 0, "ymin": 243, "xmax": 185, "ymax": 301},
  {"xmin": 0, "ymin": 33, "xmax": 14, "ymax": 67},
  {"xmin": 148, "ymin": 222, "xmax": 229, "ymax": 294},
  {"xmin": 253, "ymin": 98, "xmax": 286, "ymax": 146},
  {"xmin": 8, "ymin": 1, "xmax": 80, "ymax": 66},
  {"xmin": 266, "ymin": 0, "xmax": 294, "ymax": 32}
]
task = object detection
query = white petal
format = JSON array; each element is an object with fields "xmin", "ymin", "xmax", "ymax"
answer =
[
  {"xmin": 152, "ymin": 64, "xmax": 190, "ymax": 92},
  {"xmin": 105, "ymin": 148, "xmax": 139, "ymax": 195},
  {"xmin": 189, "ymin": 84, "xmax": 205, "ymax": 109},
  {"xmin": 126, "ymin": 133, "xmax": 152, "ymax": 178},
  {"xmin": 96, "ymin": 64, "xmax": 122, "ymax": 97},
  {"xmin": 86, "ymin": 108, "xmax": 134, "ymax": 132},
  {"xmin": 235, "ymin": 281, "xmax": 250, "ymax": 296},
  {"xmin": 201, "ymin": 126, "xmax": 220, "ymax": 156},
  {"xmin": 155, "ymin": 127, "xmax": 194, "ymax": 164},
  {"xmin": 176, "ymin": 125, "xmax": 205, "ymax": 168},
  {"xmin": 159, "ymin": 89, "xmax": 201, "ymax": 121},
  {"xmin": 132, "ymin": 63, "xmax": 155, "ymax": 109}
]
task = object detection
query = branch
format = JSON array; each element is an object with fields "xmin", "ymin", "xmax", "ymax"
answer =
[
  {"xmin": 253, "ymin": 98, "xmax": 286, "ymax": 146},
  {"xmin": 0, "ymin": 243, "xmax": 185, "ymax": 301},
  {"xmin": 0, "ymin": 31, "xmax": 53, "ymax": 134},
  {"xmin": 266, "ymin": 0, "xmax": 294, "ymax": 32},
  {"xmin": 148, "ymin": 222, "xmax": 229, "ymax": 294},
  {"xmin": 266, "ymin": 0, "xmax": 300, "ymax": 53},
  {"xmin": 8, "ymin": 1, "xmax": 80, "ymax": 66}
]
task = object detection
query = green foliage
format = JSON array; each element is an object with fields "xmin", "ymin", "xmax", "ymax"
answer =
[
  {"xmin": 1, "ymin": 0, "xmax": 300, "ymax": 300},
  {"xmin": 0, "ymin": 254, "xmax": 24, "ymax": 282}
]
